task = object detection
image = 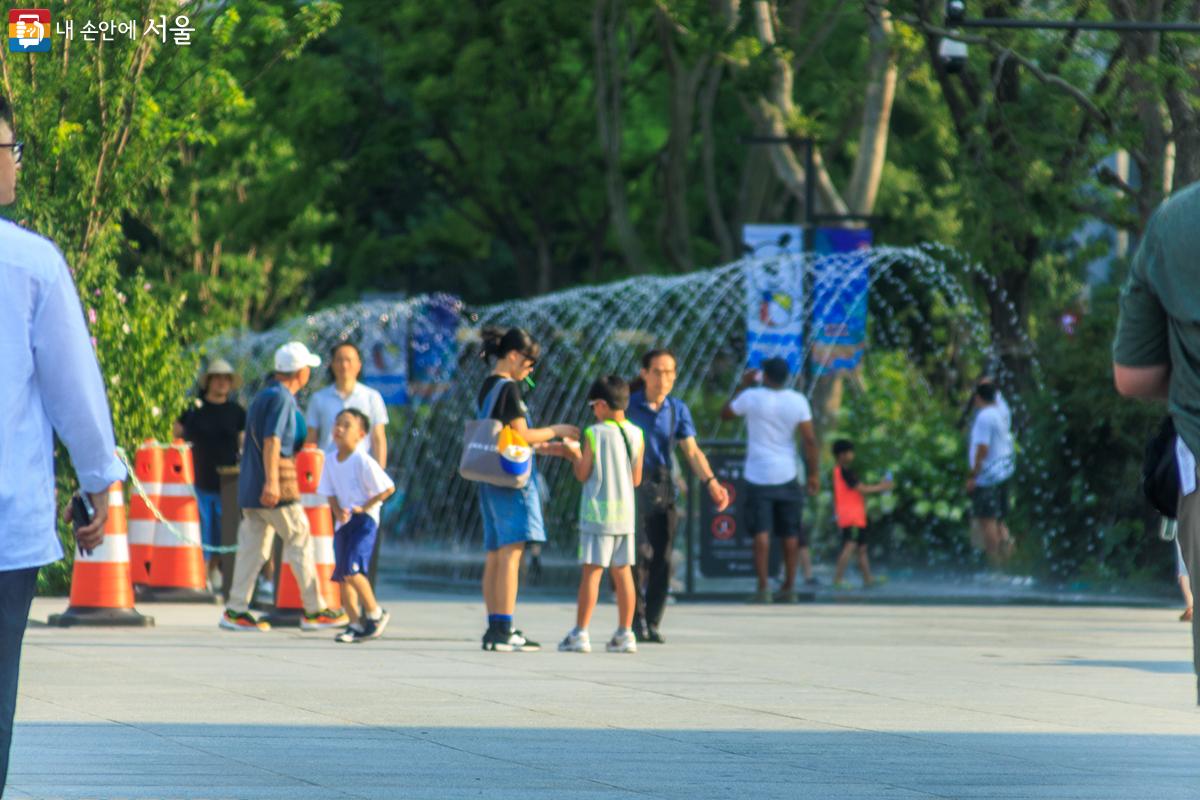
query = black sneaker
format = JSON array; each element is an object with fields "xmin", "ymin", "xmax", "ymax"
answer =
[
  {"xmin": 359, "ymin": 609, "xmax": 390, "ymax": 641},
  {"xmin": 335, "ymin": 624, "xmax": 365, "ymax": 644},
  {"xmin": 484, "ymin": 629, "xmax": 540, "ymax": 652},
  {"xmin": 643, "ymin": 626, "xmax": 666, "ymax": 644}
]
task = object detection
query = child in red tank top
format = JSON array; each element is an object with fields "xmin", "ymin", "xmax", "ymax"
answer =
[{"xmin": 831, "ymin": 440, "xmax": 894, "ymax": 589}]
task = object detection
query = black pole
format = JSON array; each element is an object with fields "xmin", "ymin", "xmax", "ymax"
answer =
[{"xmin": 957, "ymin": 19, "xmax": 1200, "ymax": 33}]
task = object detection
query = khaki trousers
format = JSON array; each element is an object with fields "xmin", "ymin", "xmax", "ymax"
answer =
[
  {"xmin": 227, "ymin": 504, "xmax": 324, "ymax": 615},
  {"xmin": 1176, "ymin": 475, "xmax": 1200, "ymax": 705}
]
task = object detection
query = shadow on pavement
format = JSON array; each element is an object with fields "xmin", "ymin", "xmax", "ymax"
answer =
[{"xmin": 8, "ymin": 723, "xmax": 1200, "ymax": 799}]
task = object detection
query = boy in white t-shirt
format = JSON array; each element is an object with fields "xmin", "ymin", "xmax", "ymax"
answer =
[{"xmin": 318, "ymin": 409, "xmax": 396, "ymax": 643}]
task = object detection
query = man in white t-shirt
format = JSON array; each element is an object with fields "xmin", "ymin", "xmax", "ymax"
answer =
[
  {"xmin": 967, "ymin": 383, "xmax": 1016, "ymax": 566},
  {"xmin": 305, "ymin": 342, "xmax": 389, "ymax": 464},
  {"xmin": 721, "ymin": 357, "xmax": 820, "ymax": 603}
]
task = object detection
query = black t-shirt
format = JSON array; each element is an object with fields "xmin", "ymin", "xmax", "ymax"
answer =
[
  {"xmin": 478, "ymin": 376, "xmax": 527, "ymax": 424},
  {"xmin": 180, "ymin": 398, "xmax": 247, "ymax": 492}
]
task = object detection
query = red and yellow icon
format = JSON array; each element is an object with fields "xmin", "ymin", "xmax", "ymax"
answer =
[{"xmin": 9, "ymin": 9, "xmax": 50, "ymax": 52}]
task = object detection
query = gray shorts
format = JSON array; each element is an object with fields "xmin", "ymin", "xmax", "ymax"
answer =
[{"xmin": 579, "ymin": 533, "xmax": 635, "ymax": 568}]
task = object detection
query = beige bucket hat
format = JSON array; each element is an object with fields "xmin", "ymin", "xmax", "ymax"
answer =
[{"xmin": 200, "ymin": 358, "xmax": 243, "ymax": 392}]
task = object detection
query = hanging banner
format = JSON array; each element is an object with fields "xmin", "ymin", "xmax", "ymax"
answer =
[
  {"xmin": 360, "ymin": 310, "xmax": 410, "ymax": 406},
  {"xmin": 811, "ymin": 228, "xmax": 872, "ymax": 375},
  {"xmin": 742, "ymin": 225, "xmax": 805, "ymax": 372}
]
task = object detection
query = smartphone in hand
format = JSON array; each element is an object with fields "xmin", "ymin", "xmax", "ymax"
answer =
[{"xmin": 70, "ymin": 492, "xmax": 96, "ymax": 556}]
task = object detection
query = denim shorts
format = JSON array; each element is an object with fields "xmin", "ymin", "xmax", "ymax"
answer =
[
  {"xmin": 478, "ymin": 477, "xmax": 546, "ymax": 552},
  {"xmin": 195, "ymin": 489, "xmax": 223, "ymax": 553}
]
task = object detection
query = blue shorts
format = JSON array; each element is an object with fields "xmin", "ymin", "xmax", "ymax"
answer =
[
  {"xmin": 478, "ymin": 478, "xmax": 546, "ymax": 552},
  {"xmin": 196, "ymin": 490, "xmax": 222, "ymax": 555},
  {"xmin": 333, "ymin": 513, "xmax": 379, "ymax": 581}
]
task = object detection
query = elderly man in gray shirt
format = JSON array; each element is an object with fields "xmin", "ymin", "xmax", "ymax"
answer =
[{"xmin": 0, "ymin": 95, "xmax": 126, "ymax": 794}]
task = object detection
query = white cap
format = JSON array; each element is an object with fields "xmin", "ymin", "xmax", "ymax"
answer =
[{"xmin": 274, "ymin": 341, "xmax": 322, "ymax": 373}]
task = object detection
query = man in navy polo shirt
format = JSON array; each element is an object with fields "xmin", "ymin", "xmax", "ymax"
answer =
[{"xmin": 627, "ymin": 349, "xmax": 730, "ymax": 643}]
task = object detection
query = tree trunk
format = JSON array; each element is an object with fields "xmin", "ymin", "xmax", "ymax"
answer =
[
  {"xmin": 593, "ymin": 0, "xmax": 648, "ymax": 273},
  {"xmin": 845, "ymin": 1, "xmax": 897, "ymax": 215},
  {"xmin": 656, "ymin": 7, "xmax": 707, "ymax": 271},
  {"xmin": 700, "ymin": 60, "xmax": 736, "ymax": 262}
]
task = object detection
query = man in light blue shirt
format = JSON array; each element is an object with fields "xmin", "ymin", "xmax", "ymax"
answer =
[
  {"xmin": 0, "ymin": 96, "xmax": 126, "ymax": 795},
  {"xmin": 305, "ymin": 342, "xmax": 389, "ymax": 464}
]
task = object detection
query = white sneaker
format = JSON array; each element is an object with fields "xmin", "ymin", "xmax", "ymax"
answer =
[
  {"xmin": 558, "ymin": 629, "xmax": 591, "ymax": 653},
  {"xmin": 606, "ymin": 629, "xmax": 637, "ymax": 653}
]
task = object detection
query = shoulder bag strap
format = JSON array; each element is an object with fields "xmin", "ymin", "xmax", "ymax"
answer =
[{"xmin": 478, "ymin": 378, "xmax": 510, "ymax": 421}]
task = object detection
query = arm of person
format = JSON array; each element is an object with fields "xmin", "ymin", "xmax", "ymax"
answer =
[
  {"xmin": 328, "ymin": 495, "xmax": 350, "ymax": 525},
  {"xmin": 966, "ymin": 443, "xmax": 988, "ymax": 493},
  {"xmin": 720, "ymin": 370, "xmax": 759, "ymax": 421},
  {"xmin": 303, "ymin": 398, "xmax": 320, "ymax": 447},
  {"xmin": 679, "ymin": 436, "xmax": 730, "ymax": 511},
  {"xmin": 371, "ymin": 423, "xmax": 388, "ymax": 466},
  {"xmin": 569, "ymin": 436, "xmax": 593, "ymax": 483},
  {"xmin": 1113, "ymin": 364, "xmax": 1170, "ymax": 399},
  {"xmin": 33, "ymin": 255, "xmax": 126, "ymax": 547},
  {"xmin": 859, "ymin": 480, "xmax": 894, "ymax": 495},
  {"xmin": 509, "ymin": 416, "xmax": 579, "ymax": 445},
  {"xmin": 798, "ymin": 419, "xmax": 820, "ymax": 496},
  {"xmin": 354, "ymin": 486, "xmax": 395, "ymax": 514},
  {"xmin": 1113, "ymin": 216, "xmax": 1170, "ymax": 400},
  {"xmin": 632, "ymin": 437, "xmax": 644, "ymax": 488},
  {"xmin": 260, "ymin": 436, "xmax": 282, "ymax": 507}
]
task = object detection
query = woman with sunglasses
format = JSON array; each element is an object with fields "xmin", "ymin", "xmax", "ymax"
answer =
[{"xmin": 476, "ymin": 327, "xmax": 579, "ymax": 651}]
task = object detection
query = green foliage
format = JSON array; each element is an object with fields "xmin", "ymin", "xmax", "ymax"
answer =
[
  {"xmin": 0, "ymin": 1, "xmax": 339, "ymax": 593},
  {"xmin": 831, "ymin": 352, "xmax": 976, "ymax": 568}
]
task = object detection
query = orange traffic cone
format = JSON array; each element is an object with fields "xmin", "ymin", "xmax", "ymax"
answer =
[
  {"xmin": 266, "ymin": 444, "xmax": 339, "ymax": 626},
  {"xmin": 49, "ymin": 483, "xmax": 154, "ymax": 627},
  {"xmin": 127, "ymin": 439, "xmax": 163, "ymax": 587},
  {"xmin": 141, "ymin": 440, "xmax": 217, "ymax": 603}
]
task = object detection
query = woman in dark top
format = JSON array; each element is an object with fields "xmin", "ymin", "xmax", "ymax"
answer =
[
  {"xmin": 175, "ymin": 359, "xmax": 246, "ymax": 582},
  {"xmin": 476, "ymin": 327, "xmax": 578, "ymax": 652}
]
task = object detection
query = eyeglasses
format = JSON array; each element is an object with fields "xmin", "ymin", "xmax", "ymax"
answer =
[{"xmin": 0, "ymin": 141, "xmax": 23, "ymax": 165}]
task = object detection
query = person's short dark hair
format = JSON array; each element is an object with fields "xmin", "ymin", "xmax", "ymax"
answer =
[
  {"xmin": 336, "ymin": 407, "xmax": 371, "ymax": 434},
  {"xmin": 0, "ymin": 95, "xmax": 12, "ymax": 128},
  {"xmin": 481, "ymin": 326, "xmax": 541, "ymax": 363},
  {"xmin": 641, "ymin": 348, "xmax": 676, "ymax": 370},
  {"xmin": 762, "ymin": 357, "xmax": 790, "ymax": 386},
  {"xmin": 587, "ymin": 374, "xmax": 630, "ymax": 411},
  {"xmin": 832, "ymin": 439, "xmax": 855, "ymax": 457},
  {"xmin": 976, "ymin": 383, "xmax": 998, "ymax": 404}
]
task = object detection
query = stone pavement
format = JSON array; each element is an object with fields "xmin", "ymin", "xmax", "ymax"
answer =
[{"xmin": 8, "ymin": 590, "xmax": 1200, "ymax": 799}]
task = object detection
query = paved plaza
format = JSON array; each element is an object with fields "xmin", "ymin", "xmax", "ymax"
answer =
[{"xmin": 8, "ymin": 588, "xmax": 1200, "ymax": 799}]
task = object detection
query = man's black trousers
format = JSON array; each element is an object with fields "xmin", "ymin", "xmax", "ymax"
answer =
[{"xmin": 0, "ymin": 567, "xmax": 38, "ymax": 798}]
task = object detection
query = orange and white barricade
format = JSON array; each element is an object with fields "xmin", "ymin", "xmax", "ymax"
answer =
[
  {"xmin": 50, "ymin": 482, "xmax": 154, "ymax": 627},
  {"xmin": 127, "ymin": 439, "xmax": 163, "ymax": 587},
  {"xmin": 141, "ymin": 440, "xmax": 216, "ymax": 603},
  {"xmin": 267, "ymin": 444, "xmax": 340, "ymax": 626}
]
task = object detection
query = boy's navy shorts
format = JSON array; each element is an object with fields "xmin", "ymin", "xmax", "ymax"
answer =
[{"xmin": 332, "ymin": 513, "xmax": 378, "ymax": 581}]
